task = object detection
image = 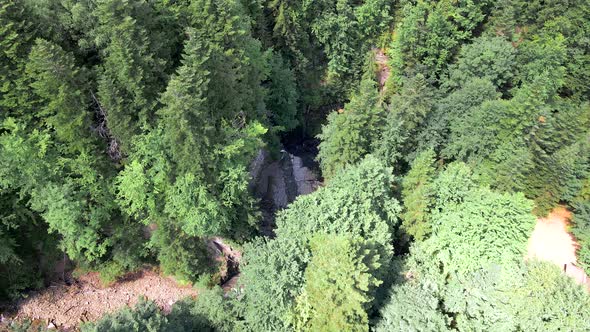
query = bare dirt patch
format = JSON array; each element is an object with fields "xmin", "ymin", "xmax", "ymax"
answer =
[
  {"xmin": 6, "ymin": 268, "xmax": 198, "ymax": 331},
  {"xmin": 374, "ymin": 48, "xmax": 390, "ymax": 91},
  {"xmin": 527, "ymin": 207, "xmax": 577, "ymax": 265},
  {"xmin": 527, "ymin": 206, "xmax": 589, "ymax": 289}
]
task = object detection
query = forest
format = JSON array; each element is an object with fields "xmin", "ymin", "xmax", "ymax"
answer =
[{"xmin": 1, "ymin": 0, "xmax": 590, "ymax": 331}]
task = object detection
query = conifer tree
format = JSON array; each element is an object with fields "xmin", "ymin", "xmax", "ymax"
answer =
[
  {"xmin": 401, "ymin": 149, "xmax": 437, "ymax": 241},
  {"xmin": 389, "ymin": 0, "xmax": 491, "ymax": 85},
  {"xmin": 292, "ymin": 234, "xmax": 380, "ymax": 332},
  {"xmin": 267, "ymin": 51, "xmax": 299, "ymax": 132},
  {"xmin": 92, "ymin": 0, "xmax": 177, "ymax": 152},
  {"xmin": 377, "ymin": 73, "xmax": 437, "ymax": 164},
  {"xmin": 0, "ymin": 0, "xmax": 36, "ymax": 119},
  {"xmin": 117, "ymin": 0, "xmax": 269, "ymax": 281},
  {"xmin": 317, "ymin": 72, "xmax": 384, "ymax": 179}
]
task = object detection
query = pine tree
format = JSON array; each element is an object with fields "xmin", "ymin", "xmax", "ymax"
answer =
[
  {"xmin": 92, "ymin": 0, "xmax": 176, "ymax": 152},
  {"xmin": 25, "ymin": 39, "xmax": 93, "ymax": 152},
  {"xmin": 292, "ymin": 234, "xmax": 380, "ymax": 332},
  {"xmin": 317, "ymin": 72, "xmax": 384, "ymax": 179},
  {"xmin": 378, "ymin": 73, "xmax": 437, "ymax": 164},
  {"xmin": 389, "ymin": 0, "xmax": 491, "ymax": 84},
  {"xmin": 0, "ymin": 0, "xmax": 36, "ymax": 119},
  {"xmin": 116, "ymin": 0, "xmax": 269, "ymax": 281},
  {"xmin": 401, "ymin": 149, "xmax": 437, "ymax": 241},
  {"xmin": 240, "ymin": 236, "xmax": 311, "ymax": 331},
  {"xmin": 267, "ymin": 51, "xmax": 299, "ymax": 132}
]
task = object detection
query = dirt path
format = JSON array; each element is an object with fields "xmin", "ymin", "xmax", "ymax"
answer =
[
  {"xmin": 374, "ymin": 48, "xmax": 390, "ymax": 91},
  {"xmin": 5, "ymin": 269, "xmax": 198, "ymax": 331},
  {"xmin": 527, "ymin": 207, "xmax": 589, "ymax": 289}
]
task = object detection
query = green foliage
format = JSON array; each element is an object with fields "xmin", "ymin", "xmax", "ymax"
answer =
[
  {"xmin": 494, "ymin": 33, "xmax": 590, "ymax": 214},
  {"xmin": 434, "ymin": 261, "xmax": 590, "ymax": 331},
  {"xmin": 572, "ymin": 199, "xmax": 590, "ymax": 274},
  {"xmin": 445, "ymin": 36, "xmax": 517, "ymax": 91},
  {"xmin": 268, "ymin": 0, "xmax": 393, "ymax": 91},
  {"xmin": 377, "ymin": 166, "xmax": 588, "ymax": 331},
  {"xmin": 116, "ymin": 1, "xmax": 270, "ymax": 281},
  {"xmin": 0, "ymin": 36, "xmax": 60, "ymax": 295},
  {"xmin": 0, "ymin": 0, "xmax": 36, "ymax": 117},
  {"xmin": 383, "ymin": 163, "xmax": 589, "ymax": 331},
  {"xmin": 152, "ymin": 223, "xmax": 214, "ymax": 283},
  {"xmin": 0, "ymin": 228, "xmax": 18, "ymax": 266},
  {"xmin": 317, "ymin": 73, "xmax": 384, "ymax": 178},
  {"xmin": 168, "ymin": 287, "xmax": 240, "ymax": 331},
  {"xmin": 371, "ymin": 113, "xmax": 406, "ymax": 170},
  {"xmin": 267, "ymin": 51, "xmax": 299, "ymax": 132},
  {"xmin": 92, "ymin": 0, "xmax": 177, "ymax": 151},
  {"xmin": 488, "ymin": 0, "xmax": 590, "ymax": 100},
  {"xmin": 407, "ymin": 162, "xmax": 535, "ymax": 282},
  {"xmin": 25, "ymin": 39, "xmax": 92, "ymax": 151},
  {"xmin": 390, "ymin": 0, "xmax": 491, "ymax": 85},
  {"xmin": 376, "ymin": 73, "xmax": 437, "ymax": 163},
  {"xmin": 441, "ymin": 265, "xmax": 512, "ymax": 331},
  {"xmin": 375, "ymin": 281, "xmax": 449, "ymax": 332},
  {"xmin": 0, "ymin": 190, "xmax": 58, "ymax": 300},
  {"xmin": 378, "ymin": 258, "xmax": 590, "ymax": 332},
  {"xmin": 427, "ymin": 188, "xmax": 534, "ymax": 275},
  {"xmin": 292, "ymin": 234, "xmax": 381, "ymax": 332},
  {"xmin": 439, "ymin": 78, "xmax": 501, "ymax": 161},
  {"xmin": 400, "ymin": 149, "xmax": 437, "ymax": 241},
  {"xmin": 240, "ymin": 236, "xmax": 310, "ymax": 331},
  {"xmin": 2, "ymin": 0, "xmax": 590, "ymax": 328},
  {"xmin": 0, "ymin": 122, "xmax": 130, "ymax": 271},
  {"xmin": 430, "ymin": 162, "xmax": 478, "ymax": 208},
  {"xmin": 422, "ymin": 29, "xmax": 590, "ymax": 216},
  {"xmin": 276, "ymin": 156, "xmax": 400, "ymax": 278},
  {"xmin": 1, "ymin": 2, "xmax": 148, "ymax": 289},
  {"xmin": 502, "ymin": 261, "xmax": 590, "ymax": 331},
  {"xmin": 312, "ymin": 0, "xmax": 393, "ymax": 81},
  {"xmin": 81, "ymin": 297, "xmax": 168, "ymax": 332},
  {"xmin": 240, "ymin": 156, "xmax": 399, "ymax": 330}
]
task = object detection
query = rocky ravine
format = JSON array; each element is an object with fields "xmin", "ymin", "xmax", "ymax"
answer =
[
  {"xmin": 249, "ymin": 143, "xmax": 322, "ymax": 236},
  {"xmin": 2, "ymin": 144, "xmax": 321, "ymax": 331}
]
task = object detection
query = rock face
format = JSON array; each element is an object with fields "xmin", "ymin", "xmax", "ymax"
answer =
[
  {"xmin": 248, "ymin": 144, "xmax": 321, "ymax": 236},
  {"xmin": 206, "ymin": 237, "xmax": 242, "ymax": 292},
  {"xmin": 248, "ymin": 149, "xmax": 270, "ymax": 189},
  {"xmin": 249, "ymin": 148, "xmax": 320, "ymax": 210},
  {"xmin": 291, "ymin": 154, "xmax": 320, "ymax": 196},
  {"xmin": 255, "ymin": 154, "xmax": 292, "ymax": 209}
]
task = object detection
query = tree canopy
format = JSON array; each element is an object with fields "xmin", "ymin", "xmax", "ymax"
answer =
[{"xmin": 2, "ymin": 0, "xmax": 590, "ymax": 331}]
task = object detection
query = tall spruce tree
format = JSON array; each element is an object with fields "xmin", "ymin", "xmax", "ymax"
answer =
[
  {"xmin": 400, "ymin": 148, "xmax": 437, "ymax": 241},
  {"xmin": 92, "ymin": 0, "xmax": 177, "ymax": 152},
  {"xmin": 116, "ymin": 0, "xmax": 269, "ymax": 281},
  {"xmin": 317, "ymin": 70, "xmax": 384, "ymax": 179},
  {"xmin": 292, "ymin": 234, "xmax": 380, "ymax": 332}
]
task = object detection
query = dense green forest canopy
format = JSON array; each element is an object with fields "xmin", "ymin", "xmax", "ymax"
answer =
[{"xmin": 1, "ymin": 0, "xmax": 590, "ymax": 330}]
